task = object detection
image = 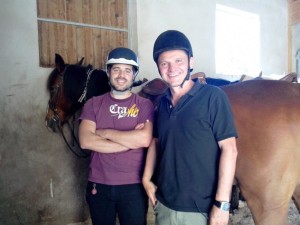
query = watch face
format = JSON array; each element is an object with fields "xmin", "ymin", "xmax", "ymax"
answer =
[{"xmin": 221, "ymin": 202, "xmax": 230, "ymax": 211}]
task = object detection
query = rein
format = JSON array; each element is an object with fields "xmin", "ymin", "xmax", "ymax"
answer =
[{"xmin": 58, "ymin": 117, "xmax": 90, "ymax": 158}]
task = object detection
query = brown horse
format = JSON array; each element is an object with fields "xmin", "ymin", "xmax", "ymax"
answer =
[
  {"xmin": 45, "ymin": 54, "xmax": 110, "ymax": 132},
  {"xmin": 45, "ymin": 54, "xmax": 111, "ymax": 157},
  {"xmin": 141, "ymin": 78, "xmax": 300, "ymax": 224}
]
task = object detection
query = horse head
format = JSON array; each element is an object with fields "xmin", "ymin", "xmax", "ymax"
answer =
[
  {"xmin": 45, "ymin": 54, "xmax": 110, "ymax": 132},
  {"xmin": 45, "ymin": 54, "xmax": 71, "ymax": 132}
]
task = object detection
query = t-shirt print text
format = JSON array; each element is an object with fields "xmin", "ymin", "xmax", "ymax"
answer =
[{"xmin": 110, "ymin": 104, "xmax": 140, "ymax": 119}]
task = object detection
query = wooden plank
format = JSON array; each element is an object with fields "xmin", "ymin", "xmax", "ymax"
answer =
[
  {"xmin": 115, "ymin": 0, "xmax": 128, "ymax": 28},
  {"xmin": 49, "ymin": 23, "xmax": 58, "ymax": 66},
  {"xmin": 36, "ymin": 0, "xmax": 47, "ymax": 18},
  {"xmin": 57, "ymin": 23, "xmax": 67, "ymax": 61},
  {"xmin": 83, "ymin": 27, "xmax": 94, "ymax": 65},
  {"xmin": 37, "ymin": 0, "xmax": 65, "ymax": 19},
  {"xmin": 66, "ymin": 0, "xmax": 83, "ymax": 23},
  {"xmin": 49, "ymin": 0, "xmax": 65, "ymax": 19},
  {"xmin": 90, "ymin": 0, "xmax": 100, "ymax": 25},
  {"xmin": 37, "ymin": 0, "xmax": 129, "ymax": 68},
  {"xmin": 38, "ymin": 21, "xmax": 50, "ymax": 66},
  {"xmin": 82, "ymin": 0, "xmax": 91, "ymax": 24},
  {"xmin": 93, "ymin": 29, "xmax": 103, "ymax": 69},
  {"xmin": 66, "ymin": 25, "xmax": 77, "ymax": 64},
  {"xmin": 75, "ymin": 26, "xmax": 84, "ymax": 63},
  {"xmin": 38, "ymin": 0, "xmax": 128, "ymax": 27}
]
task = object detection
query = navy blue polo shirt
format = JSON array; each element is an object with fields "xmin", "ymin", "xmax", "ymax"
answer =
[{"xmin": 154, "ymin": 81, "xmax": 237, "ymax": 213}]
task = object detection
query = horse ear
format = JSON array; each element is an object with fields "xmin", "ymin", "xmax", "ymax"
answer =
[
  {"xmin": 55, "ymin": 53, "xmax": 65, "ymax": 73},
  {"xmin": 77, "ymin": 57, "xmax": 84, "ymax": 66}
]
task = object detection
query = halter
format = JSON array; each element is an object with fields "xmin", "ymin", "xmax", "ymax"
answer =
[{"xmin": 78, "ymin": 66, "xmax": 94, "ymax": 103}]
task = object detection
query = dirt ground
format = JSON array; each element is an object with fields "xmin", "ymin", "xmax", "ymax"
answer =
[
  {"xmin": 228, "ymin": 200, "xmax": 300, "ymax": 225},
  {"xmin": 148, "ymin": 201, "xmax": 300, "ymax": 225},
  {"xmin": 145, "ymin": 200, "xmax": 300, "ymax": 225},
  {"xmin": 73, "ymin": 200, "xmax": 299, "ymax": 225}
]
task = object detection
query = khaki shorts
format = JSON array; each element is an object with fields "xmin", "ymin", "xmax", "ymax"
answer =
[{"xmin": 154, "ymin": 200, "xmax": 208, "ymax": 225}]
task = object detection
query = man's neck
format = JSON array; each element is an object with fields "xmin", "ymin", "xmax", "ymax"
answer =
[
  {"xmin": 170, "ymin": 80, "xmax": 194, "ymax": 106},
  {"xmin": 110, "ymin": 90, "xmax": 132, "ymax": 99}
]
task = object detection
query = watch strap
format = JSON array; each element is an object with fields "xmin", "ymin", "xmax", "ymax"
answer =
[{"xmin": 214, "ymin": 200, "xmax": 230, "ymax": 211}]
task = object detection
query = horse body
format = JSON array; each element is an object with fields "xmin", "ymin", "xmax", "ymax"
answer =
[{"xmin": 221, "ymin": 80, "xmax": 300, "ymax": 224}]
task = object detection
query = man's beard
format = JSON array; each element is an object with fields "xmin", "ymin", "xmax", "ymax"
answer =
[{"xmin": 109, "ymin": 78, "xmax": 133, "ymax": 93}]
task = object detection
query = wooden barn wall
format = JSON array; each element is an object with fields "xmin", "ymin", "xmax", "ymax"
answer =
[{"xmin": 37, "ymin": 0, "xmax": 128, "ymax": 69}]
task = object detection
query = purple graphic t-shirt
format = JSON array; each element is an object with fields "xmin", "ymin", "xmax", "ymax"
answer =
[{"xmin": 79, "ymin": 92, "xmax": 154, "ymax": 185}]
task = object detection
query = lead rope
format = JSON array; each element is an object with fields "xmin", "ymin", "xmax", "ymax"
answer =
[{"xmin": 58, "ymin": 123, "xmax": 90, "ymax": 158}]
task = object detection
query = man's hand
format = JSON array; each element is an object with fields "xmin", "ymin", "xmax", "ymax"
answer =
[
  {"xmin": 135, "ymin": 123, "xmax": 145, "ymax": 130},
  {"xmin": 135, "ymin": 120, "xmax": 148, "ymax": 130},
  {"xmin": 209, "ymin": 205, "xmax": 230, "ymax": 225},
  {"xmin": 142, "ymin": 179, "xmax": 157, "ymax": 206}
]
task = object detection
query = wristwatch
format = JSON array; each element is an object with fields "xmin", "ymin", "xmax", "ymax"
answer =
[{"xmin": 214, "ymin": 200, "xmax": 230, "ymax": 211}]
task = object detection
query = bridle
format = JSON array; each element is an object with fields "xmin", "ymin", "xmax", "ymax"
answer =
[
  {"xmin": 47, "ymin": 66, "xmax": 94, "ymax": 158},
  {"xmin": 59, "ymin": 117, "xmax": 90, "ymax": 158}
]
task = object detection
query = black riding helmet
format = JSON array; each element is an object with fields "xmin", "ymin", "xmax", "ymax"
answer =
[
  {"xmin": 153, "ymin": 30, "xmax": 193, "ymax": 87},
  {"xmin": 153, "ymin": 30, "xmax": 193, "ymax": 63},
  {"xmin": 106, "ymin": 47, "xmax": 139, "ymax": 78}
]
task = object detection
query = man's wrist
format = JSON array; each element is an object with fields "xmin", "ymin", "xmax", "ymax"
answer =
[
  {"xmin": 214, "ymin": 200, "xmax": 230, "ymax": 211},
  {"xmin": 142, "ymin": 176, "xmax": 151, "ymax": 182}
]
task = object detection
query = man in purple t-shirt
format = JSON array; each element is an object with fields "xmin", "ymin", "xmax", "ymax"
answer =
[{"xmin": 79, "ymin": 47, "xmax": 154, "ymax": 225}]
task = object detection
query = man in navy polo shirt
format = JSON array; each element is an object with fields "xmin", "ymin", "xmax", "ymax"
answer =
[{"xmin": 143, "ymin": 30, "xmax": 238, "ymax": 225}]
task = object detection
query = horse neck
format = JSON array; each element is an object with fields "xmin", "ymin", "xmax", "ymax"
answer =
[{"xmin": 85, "ymin": 69, "xmax": 110, "ymax": 99}]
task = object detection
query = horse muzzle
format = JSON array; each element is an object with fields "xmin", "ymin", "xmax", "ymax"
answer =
[
  {"xmin": 45, "ymin": 107, "xmax": 62, "ymax": 132},
  {"xmin": 45, "ymin": 116, "xmax": 61, "ymax": 132}
]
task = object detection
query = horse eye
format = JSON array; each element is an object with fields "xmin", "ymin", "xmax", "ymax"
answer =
[
  {"xmin": 50, "ymin": 87, "xmax": 56, "ymax": 93},
  {"xmin": 48, "ymin": 101, "xmax": 57, "ymax": 111}
]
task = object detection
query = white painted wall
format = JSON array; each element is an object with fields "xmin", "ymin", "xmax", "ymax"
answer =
[
  {"xmin": 136, "ymin": 0, "xmax": 216, "ymax": 80},
  {"xmin": 136, "ymin": 0, "xmax": 288, "ymax": 81},
  {"xmin": 0, "ymin": 1, "xmax": 49, "ymax": 102}
]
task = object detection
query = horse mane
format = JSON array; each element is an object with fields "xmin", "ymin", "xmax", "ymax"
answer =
[
  {"xmin": 63, "ymin": 65, "xmax": 110, "ymax": 105},
  {"xmin": 86, "ymin": 69, "xmax": 110, "ymax": 100},
  {"xmin": 63, "ymin": 65, "xmax": 88, "ymax": 104}
]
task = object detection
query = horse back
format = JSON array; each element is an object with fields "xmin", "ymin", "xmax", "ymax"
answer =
[{"xmin": 221, "ymin": 80, "xmax": 300, "ymax": 209}]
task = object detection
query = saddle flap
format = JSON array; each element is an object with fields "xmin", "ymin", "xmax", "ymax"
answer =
[{"xmin": 142, "ymin": 78, "xmax": 168, "ymax": 95}]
